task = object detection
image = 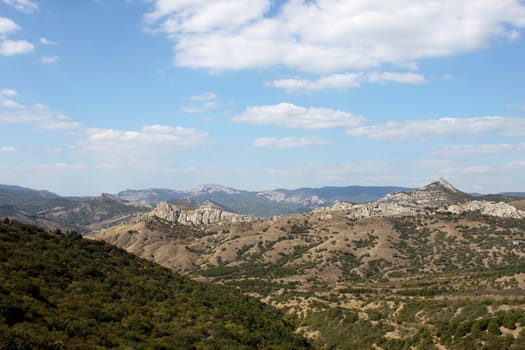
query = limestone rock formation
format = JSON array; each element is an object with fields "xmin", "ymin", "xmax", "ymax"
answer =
[
  {"xmin": 346, "ymin": 177, "xmax": 465, "ymax": 218},
  {"xmin": 446, "ymin": 200, "xmax": 525, "ymax": 219},
  {"xmin": 148, "ymin": 201, "xmax": 257, "ymax": 227}
]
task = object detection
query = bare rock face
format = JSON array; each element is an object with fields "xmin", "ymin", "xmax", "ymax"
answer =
[
  {"xmin": 347, "ymin": 178, "xmax": 464, "ymax": 219},
  {"xmin": 148, "ymin": 201, "xmax": 257, "ymax": 226},
  {"xmin": 446, "ymin": 201, "xmax": 525, "ymax": 219},
  {"xmin": 257, "ymin": 191, "xmax": 326, "ymax": 207},
  {"xmin": 340, "ymin": 178, "xmax": 525, "ymax": 220},
  {"xmin": 150, "ymin": 201, "xmax": 181, "ymax": 222},
  {"xmin": 312, "ymin": 202, "xmax": 355, "ymax": 214}
]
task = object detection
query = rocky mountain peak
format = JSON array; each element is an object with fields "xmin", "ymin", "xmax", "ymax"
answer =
[
  {"xmin": 422, "ymin": 177, "xmax": 459, "ymax": 193},
  {"xmin": 346, "ymin": 179, "xmax": 470, "ymax": 219}
]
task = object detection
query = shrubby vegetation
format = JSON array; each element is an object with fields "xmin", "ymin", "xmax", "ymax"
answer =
[{"xmin": 0, "ymin": 219, "xmax": 310, "ymax": 349}]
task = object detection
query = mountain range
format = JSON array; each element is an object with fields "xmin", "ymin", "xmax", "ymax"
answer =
[
  {"xmin": 2, "ymin": 178, "xmax": 525, "ymax": 348},
  {"xmin": 0, "ymin": 182, "xmax": 413, "ymax": 232},
  {"xmin": 115, "ymin": 183, "xmax": 412, "ymax": 216},
  {"xmin": 89, "ymin": 178, "xmax": 525, "ymax": 273},
  {"xmin": 2, "ymin": 181, "xmax": 523, "ymax": 233},
  {"xmin": 87, "ymin": 178, "xmax": 525, "ymax": 348}
]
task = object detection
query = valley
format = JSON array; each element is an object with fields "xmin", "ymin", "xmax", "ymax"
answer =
[
  {"xmin": 2, "ymin": 179, "xmax": 525, "ymax": 348},
  {"xmin": 86, "ymin": 179, "xmax": 525, "ymax": 349}
]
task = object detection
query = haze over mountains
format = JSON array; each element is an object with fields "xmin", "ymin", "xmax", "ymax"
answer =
[
  {"xmin": 1, "ymin": 180, "xmax": 524, "ymax": 234},
  {"xmin": 116, "ymin": 183, "xmax": 411, "ymax": 216}
]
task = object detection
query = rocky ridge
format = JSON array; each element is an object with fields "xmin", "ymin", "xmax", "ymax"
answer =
[
  {"xmin": 142, "ymin": 178, "xmax": 525, "ymax": 225},
  {"xmin": 314, "ymin": 178, "xmax": 525, "ymax": 220},
  {"xmin": 147, "ymin": 201, "xmax": 257, "ymax": 227},
  {"xmin": 347, "ymin": 177, "xmax": 462, "ymax": 218},
  {"xmin": 445, "ymin": 200, "xmax": 525, "ymax": 219},
  {"xmin": 256, "ymin": 191, "xmax": 326, "ymax": 206},
  {"xmin": 115, "ymin": 184, "xmax": 411, "ymax": 216}
]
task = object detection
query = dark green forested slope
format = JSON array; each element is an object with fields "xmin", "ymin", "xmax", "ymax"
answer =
[{"xmin": 0, "ymin": 219, "xmax": 310, "ymax": 350}]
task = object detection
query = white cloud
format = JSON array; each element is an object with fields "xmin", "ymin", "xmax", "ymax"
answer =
[
  {"xmin": 179, "ymin": 106, "xmax": 205, "ymax": 114},
  {"xmin": 145, "ymin": 0, "xmax": 270, "ymax": 30},
  {"xmin": 268, "ymin": 71, "xmax": 425, "ymax": 91},
  {"xmin": 431, "ymin": 143, "xmax": 525, "ymax": 157},
  {"xmin": 1, "ymin": 89, "xmax": 22, "ymax": 108},
  {"xmin": 190, "ymin": 92, "xmax": 216, "ymax": 101},
  {"xmin": 39, "ymin": 37, "xmax": 57, "ymax": 45},
  {"xmin": 0, "ymin": 39, "xmax": 34, "ymax": 56},
  {"xmin": 0, "ymin": 146, "xmax": 15, "ymax": 152},
  {"xmin": 253, "ymin": 161, "xmax": 398, "ymax": 188},
  {"xmin": 77, "ymin": 124, "xmax": 209, "ymax": 159},
  {"xmin": 366, "ymin": 72, "xmax": 425, "ymax": 84},
  {"xmin": 346, "ymin": 117, "xmax": 525, "ymax": 141},
  {"xmin": 1, "ymin": 98, "xmax": 23, "ymax": 108},
  {"xmin": 253, "ymin": 136, "xmax": 333, "ymax": 149},
  {"xmin": 0, "ymin": 17, "xmax": 19, "ymax": 33},
  {"xmin": 2, "ymin": 0, "xmax": 38, "ymax": 13},
  {"xmin": 233, "ymin": 103, "xmax": 365, "ymax": 129},
  {"xmin": 145, "ymin": 0, "xmax": 525, "ymax": 73},
  {"xmin": 39, "ymin": 55, "xmax": 60, "ymax": 64},
  {"xmin": 0, "ymin": 101, "xmax": 82, "ymax": 130},
  {"xmin": 0, "ymin": 88, "xmax": 18, "ymax": 97},
  {"xmin": 181, "ymin": 91, "xmax": 222, "ymax": 114}
]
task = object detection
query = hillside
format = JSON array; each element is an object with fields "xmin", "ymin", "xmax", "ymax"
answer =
[
  {"xmin": 89, "ymin": 179, "xmax": 525, "ymax": 349},
  {"xmin": 0, "ymin": 185, "xmax": 79, "ymax": 216},
  {"xmin": 0, "ymin": 220, "xmax": 310, "ymax": 349},
  {"xmin": 0, "ymin": 187, "xmax": 150, "ymax": 233}
]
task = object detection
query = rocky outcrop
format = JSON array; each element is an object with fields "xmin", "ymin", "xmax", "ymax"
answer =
[
  {"xmin": 148, "ymin": 201, "xmax": 257, "ymax": 227},
  {"xmin": 346, "ymin": 178, "xmax": 465, "ymax": 219},
  {"xmin": 312, "ymin": 201, "xmax": 356, "ymax": 214},
  {"xmin": 339, "ymin": 178, "xmax": 525, "ymax": 220},
  {"xmin": 257, "ymin": 191, "xmax": 326, "ymax": 207},
  {"xmin": 445, "ymin": 201, "xmax": 525, "ymax": 219}
]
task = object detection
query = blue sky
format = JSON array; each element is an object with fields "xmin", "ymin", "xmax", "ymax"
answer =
[{"xmin": 1, "ymin": 0, "xmax": 525, "ymax": 196}]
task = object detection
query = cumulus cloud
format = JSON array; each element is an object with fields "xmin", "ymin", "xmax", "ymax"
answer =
[
  {"xmin": 77, "ymin": 124, "xmax": 209, "ymax": 159},
  {"xmin": 0, "ymin": 88, "xmax": 22, "ymax": 108},
  {"xmin": 346, "ymin": 117, "xmax": 525, "ymax": 141},
  {"xmin": 0, "ymin": 17, "xmax": 19, "ymax": 33},
  {"xmin": 1, "ymin": 98, "xmax": 23, "ymax": 108},
  {"xmin": 0, "ymin": 146, "xmax": 15, "ymax": 152},
  {"xmin": 0, "ymin": 88, "xmax": 18, "ymax": 97},
  {"xmin": 145, "ymin": 0, "xmax": 525, "ymax": 73},
  {"xmin": 253, "ymin": 136, "xmax": 333, "ymax": 149},
  {"xmin": 233, "ymin": 103, "xmax": 365, "ymax": 129},
  {"xmin": 269, "ymin": 72, "xmax": 426, "ymax": 91},
  {"xmin": 0, "ymin": 39, "xmax": 34, "ymax": 56},
  {"xmin": 0, "ymin": 17, "xmax": 34, "ymax": 56},
  {"xmin": 2, "ymin": 0, "xmax": 38, "ymax": 13}
]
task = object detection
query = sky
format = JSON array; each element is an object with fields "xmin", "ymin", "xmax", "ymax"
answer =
[{"xmin": 1, "ymin": 0, "xmax": 525, "ymax": 196}]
